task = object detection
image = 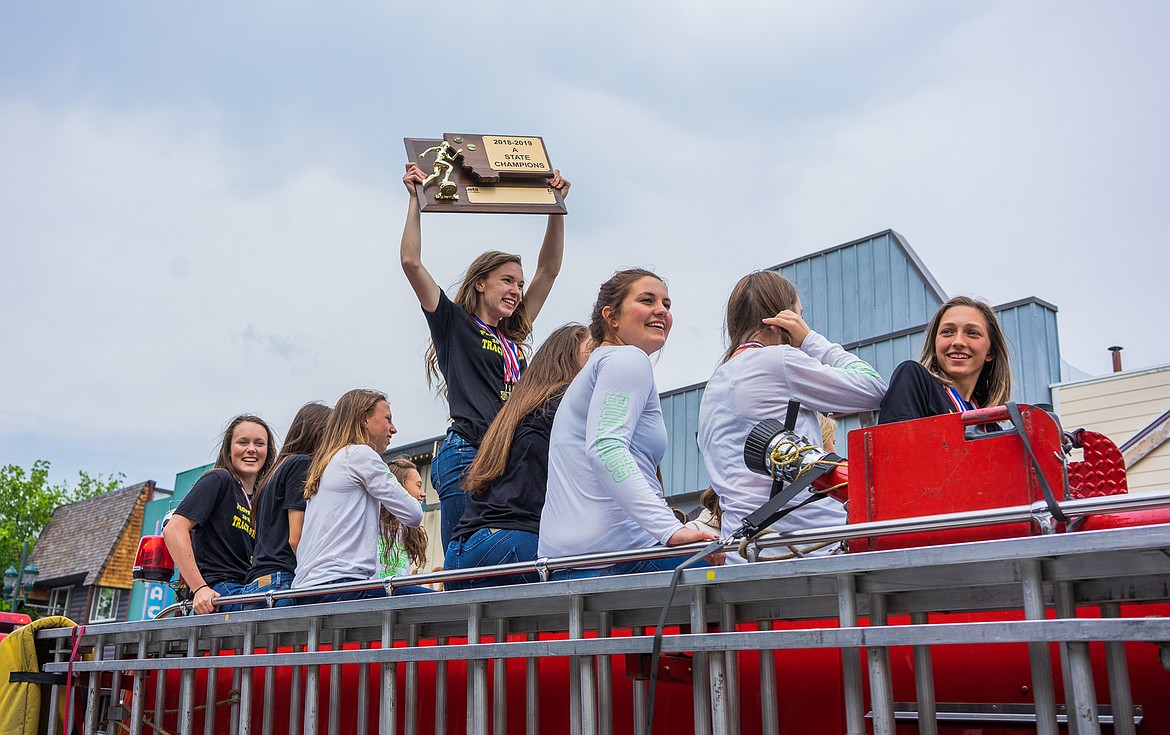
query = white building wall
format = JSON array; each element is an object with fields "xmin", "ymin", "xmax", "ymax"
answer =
[{"xmin": 1053, "ymin": 365, "xmax": 1170, "ymax": 494}]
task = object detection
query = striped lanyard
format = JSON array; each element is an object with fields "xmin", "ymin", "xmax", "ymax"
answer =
[
  {"xmin": 732, "ymin": 340, "xmax": 766, "ymax": 356},
  {"xmin": 945, "ymin": 386, "xmax": 977, "ymax": 413},
  {"xmin": 238, "ymin": 481, "xmax": 252, "ymax": 512},
  {"xmin": 472, "ymin": 315, "xmax": 521, "ymax": 386}
]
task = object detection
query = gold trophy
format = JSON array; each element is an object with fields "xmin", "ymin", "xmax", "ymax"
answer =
[{"xmin": 404, "ymin": 134, "xmax": 567, "ymax": 214}]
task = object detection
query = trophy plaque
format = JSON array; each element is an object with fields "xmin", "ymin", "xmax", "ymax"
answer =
[{"xmin": 404, "ymin": 134, "xmax": 567, "ymax": 214}]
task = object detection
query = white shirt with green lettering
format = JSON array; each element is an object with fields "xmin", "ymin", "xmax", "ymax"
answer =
[{"xmin": 538, "ymin": 345, "xmax": 683, "ymax": 560}]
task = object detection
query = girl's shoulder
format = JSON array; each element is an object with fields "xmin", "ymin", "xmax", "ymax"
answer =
[
  {"xmin": 592, "ymin": 344, "xmax": 652, "ymax": 368},
  {"xmin": 889, "ymin": 360, "xmax": 937, "ymax": 383},
  {"xmin": 712, "ymin": 342, "xmax": 798, "ymax": 376},
  {"xmin": 340, "ymin": 444, "xmax": 375, "ymax": 460},
  {"xmin": 275, "ymin": 452, "xmax": 311, "ymax": 469},
  {"xmin": 194, "ymin": 467, "xmax": 235, "ymax": 490},
  {"xmin": 286, "ymin": 453, "xmax": 312, "ymax": 468}
]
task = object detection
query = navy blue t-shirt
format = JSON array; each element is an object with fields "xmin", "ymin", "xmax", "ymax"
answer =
[
  {"xmin": 174, "ymin": 469, "xmax": 255, "ymax": 586},
  {"xmin": 879, "ymin": 361, "xmax": 962, "ymax": 424},
  {"xmin": 424, "ymin": 290, "xmax": 528, "ymax": 445},
  {"xmin": 247, "ymin": 454, "xmax": 309, "ymax": 582},
  {"xmin": 453, "ymin": 394, "xmax": 561, "ymax": 538}
]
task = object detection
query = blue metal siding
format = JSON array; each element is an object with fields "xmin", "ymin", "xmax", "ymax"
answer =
[
  {"xmin": 777, "ymin": 232, "xmax": 945, "ymax": 346},
  {"xmin": 851, "ymin": 332, "xmax": 926, "ymax": 386},
  {"xmin": 996, "ymin": 300, "xmax": 1062, "ymax": 407},
  {"xmin": 660, "ymin": 385, "xmax": 710, "ymax": 497},
  {"xmin": 660, "ymin": 237, "xmax": 1063, "ymax": 498},
  {"xmin": 373, "ymin": 235, "xmax": 1065, "ymax": 505}
]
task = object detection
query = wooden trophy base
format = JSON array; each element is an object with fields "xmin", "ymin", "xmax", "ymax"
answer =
[{"xmin": 404, "ymin": 135, "xmax": 567, "ymax": 215}]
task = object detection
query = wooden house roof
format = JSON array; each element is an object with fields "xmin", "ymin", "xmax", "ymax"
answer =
[{"xmin": 31, "ymin": 481, "xmax": 154, "ymax": 588}]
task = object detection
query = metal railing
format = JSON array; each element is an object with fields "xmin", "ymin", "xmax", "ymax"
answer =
[
  {"xmin": 154, "ymin": 489, "xmax": 1170, "ymax": 616},
  {"xmin": 35, "ymin": 491, "xmax": 1170, "ymax": 735}
]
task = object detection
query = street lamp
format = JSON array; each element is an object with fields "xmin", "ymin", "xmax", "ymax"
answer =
[{"xmin": 4, "ymin": 541, "xmax": 39, "ymax": 612}]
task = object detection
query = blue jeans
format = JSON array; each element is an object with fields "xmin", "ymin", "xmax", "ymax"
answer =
[
  {"xmin": 296, "ymin": 578, "xmax": 434, "ymax": 605},
  {"xmin": 431, "ymin": 431, "xmax": 478, "ymax": 549},
  {"xmin": 392, "ymin": 585, "xmax": 436, "ymax": 596},
  {"xmin": 296, "ymin": 577, "xmax": 388, "ymax": 605},
  {"xmin": 211, "ymin": 580, "xmax": 247, "ymax": 612},
  {"xmin": 550, "ymin": 555, "xmax": 709, "ymax": 581},
  {"xmin": 239, "ymin": 571, "xmax": 295, "ymax": 609},
  {"xmin": 444, "ymin": 528, "xmax": 539, "ymax": 590}
]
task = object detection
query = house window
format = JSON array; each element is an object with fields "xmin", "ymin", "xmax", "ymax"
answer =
[
  {"xmin": 47, "ymin": 587, "xmax": 71, "ymax": 616},
  {"xmin": 90, "ymin": 587, "xmax": 120, "ymax": 623}
]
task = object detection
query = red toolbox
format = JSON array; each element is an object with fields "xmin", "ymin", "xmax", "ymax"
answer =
[{"xmin": 846, "ymin": 404, "xmax": 1067, "ymax": 551}]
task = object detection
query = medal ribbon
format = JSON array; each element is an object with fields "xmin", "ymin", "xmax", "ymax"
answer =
[
  {"xmin": 472, "ymin": 315, "xmax": 521, "ymax": 385},
  {"xmin": 733, "ymin": 340, "xmax": 766, "ymax": 354},
  {"xmin": 945, "ymin": 386, "xmax": 977, "ymax": 413}
]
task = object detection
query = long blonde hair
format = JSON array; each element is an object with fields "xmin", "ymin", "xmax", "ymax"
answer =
[
  {"xmin": 463, "ymin": 324, "xmax": 589, "ymax": 493},
  {"xmin": 303, "ymin": 389, "xmax": 387, "ymax": 500},
  {"xmin": 380, "ymin": 458, "xmax": 429, "ymax": 570}
]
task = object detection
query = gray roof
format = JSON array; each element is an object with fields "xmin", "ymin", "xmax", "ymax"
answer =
[
  {"xmin": 32, "ymin": 481, "xmax": 151, "ymax": 586},
  {"xmin": 774, "ymin": 229, "xmax": 947, "ymax": 346}
]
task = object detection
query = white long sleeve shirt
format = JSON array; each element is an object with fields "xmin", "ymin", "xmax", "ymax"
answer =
[
  {"xmin": 698, "ymin": 331, "xmax": 886, "ymax": 562},
  {"xmin": 538, "ymin": 346, "xmax": 683, "ymax": 559},
  {"xmin": 294, "ymin": 444, "xmax": 423, "ymax": 589}
]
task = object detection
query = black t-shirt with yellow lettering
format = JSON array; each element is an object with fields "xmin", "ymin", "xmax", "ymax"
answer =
[
  {"xmin": 174, "ymin": 469, "xmax": 256, "ymax": 586},
  {"xmin": 424, "ymin": 290, "xmax": 527, "ymax": 446}
]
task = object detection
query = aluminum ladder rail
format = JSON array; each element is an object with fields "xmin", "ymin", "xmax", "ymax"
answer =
[{"xmin": 37, "ymin": 500, "xmax": 1170, "ymax": 735}]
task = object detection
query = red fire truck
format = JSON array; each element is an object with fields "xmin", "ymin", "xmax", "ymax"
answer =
[{"xmin": 28, "ymin": 405, "xmax": 1170, "ymax": 734}]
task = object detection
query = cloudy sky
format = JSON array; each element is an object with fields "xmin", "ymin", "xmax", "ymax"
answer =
[{"xmin": 2, "ymin": 2, "xmax": 1167, "ymax": 491}]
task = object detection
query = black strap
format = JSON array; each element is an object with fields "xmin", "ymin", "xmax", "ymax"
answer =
[
  {"xmin": 1005, "ymin": 402, "xmax": 1068, "ymax": 524},
  {"xmin": 783, "ymin": 399, "xmax": 801, "ymax": 432},
  {"xmin": 647, "ymin": 398, "xmax": 824, "ymax": 735},
  {"xmin": 739, "ymin": 460, "xmax": 835, "ymax": 539},
  {"xmin": 10, "ymin": 671, "xmax": 68, "ymax": 685},
  {"xmin": 644, "ymin": 448, "xmax": 835, "ymax": 734}
]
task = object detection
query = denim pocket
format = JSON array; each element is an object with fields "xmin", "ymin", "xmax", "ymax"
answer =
[
  {"xmin": 458, "ymin": 527, "xmax": 496, "ymax": 554},
  {"xmin": 431, "ymin": 432, "xmax": 478, "ymax": 500}
]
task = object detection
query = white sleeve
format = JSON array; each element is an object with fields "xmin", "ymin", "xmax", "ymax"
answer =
[
  {"xmin": 786, "ymin": 331, "xmax": 887, "ymax": 413},
  {"xmin": 352, "ymin": 446, "xmax": 424, "ymax": 528},
  {"xmin": 584, "ymin": 349, "xmax": 682, "ymax": 545}
]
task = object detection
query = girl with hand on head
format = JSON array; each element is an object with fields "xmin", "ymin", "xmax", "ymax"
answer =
[
  {"xmin": 163, "ymin": 415, "xmax": 277, "ymax": 614},
  {"xmin": 697, "ymin": 271, "xmax": 886, "ymax": 562},
  {"xmin": 445, "ymin": 323, "xmax": 592, "ymax": 589},
  {"xmin": 539, "ymin": 270, "xmax": 716, "ymax": 579},
  {"xmin": 400, "ymin": 163, "xmax": 570, "ymax": 550},
  {"xmin": 293, "ymin": 390, "xmax": 423, "ymax": 604},
  {"xmin": 879, "ymin": 296, "xmax": 1011, "ymax": 424},
  {"xmin": 242, "ymin": 402, "xmax": 332, "ymax": 606}
]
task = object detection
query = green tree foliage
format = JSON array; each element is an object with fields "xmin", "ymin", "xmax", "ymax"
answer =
[{"xmin": 0, "ymin": 460, "xmax": 125, "ymax": 582}]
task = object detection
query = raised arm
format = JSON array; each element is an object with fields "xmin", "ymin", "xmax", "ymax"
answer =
[
  {"xmin": 521, "ymin": 170, "xmax": 570, "ymax": 320},
  {"xmin": 400, "ymin": 163, "xmax": 442, "ymax": 312}
]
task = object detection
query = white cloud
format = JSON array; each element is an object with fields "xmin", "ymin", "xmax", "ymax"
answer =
[{"xmin": 2, "ymin": 2, "xmax": 1168, "ymax": 487}]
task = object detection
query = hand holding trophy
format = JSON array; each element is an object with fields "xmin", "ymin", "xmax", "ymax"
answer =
[{"xmin": 404, "ymin": 134, "xmax": 568, "ymax": 214}]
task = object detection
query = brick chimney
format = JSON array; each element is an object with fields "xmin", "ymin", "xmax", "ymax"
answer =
[{"xmin": 1108, "ymin": 345, "xmax": 1123, "ymax": 373}]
